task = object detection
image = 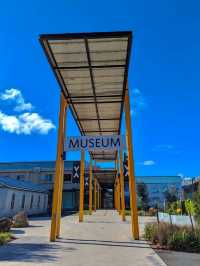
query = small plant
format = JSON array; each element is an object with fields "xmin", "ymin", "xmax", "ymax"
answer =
[
  {"xmin": 0, "ymin": 232, "xmax": 12, "ymax": 245},
  {"xmin": 138, "ymin": 210, "xmax": 146, "ymax": 216},
  {"xmin": 144, "ymin": 222, "xmax": 158, "ymax": 242},
  {"xmin": 185, "ymin": 199, "xmax": 195, "ymax": 216},
  {"xmin": 167, "ymin": 201, "xmax": 182, "ymax": 215},
  {"xmin": 193, "ymin": 192, "xmax": 200, "ymax": 224},
  {"xmin": 185, "ymin": 199, "xmax": 196, "ymax": 229},
  {"xmin": 148, "ymin": 207, "xmax": 157, "ymax": 216}
]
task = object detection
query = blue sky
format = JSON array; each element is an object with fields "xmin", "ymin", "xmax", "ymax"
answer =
[{"xmin": 0, "ymin": 0, "xmax": 200, "ymax": 177}]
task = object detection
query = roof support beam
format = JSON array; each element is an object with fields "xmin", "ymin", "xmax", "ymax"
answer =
[
  {"xmin": 55, "ymin": 64, "xmax": 126, "ymax": 70},
  {"xmin": 79, "ymin": 118, "xmax": 119, "ymax": 121},
  {"xmin": 72, "ymin": 100, "xmax": 123, "ymax": 104},
  {"xmin": 81, "ymin": 130, "xmax": 118, "ymax": 133},
  {"xmin": 70, "ymin": 95, "xmax": 123, "ymax": 99},
  {"xmin": 84, "ymin": 39, "xmax": 101, "ymax": 134}
]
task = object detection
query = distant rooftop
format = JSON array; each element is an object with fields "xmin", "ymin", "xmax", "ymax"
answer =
[
  {"xmin": 0, "ymin": 161, "xmax": 79, "ymax": 172},
  {"xmin": 136, "ymin": 176, "xmax": 181, "ymax": 184},
  {"xmin": 0, "ymin": 176, "xmax": 48, "ymax": 193},
  {"xmin": 0, "ymin": 161, "xmax": 182, "ymax": 184}
]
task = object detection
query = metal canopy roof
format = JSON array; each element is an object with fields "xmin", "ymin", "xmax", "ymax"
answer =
[
  {"xmin": 93, "ymin": 169, "xmax": 117, "ymax": 187},
  {"xmin": 40, "ymin": 31, "xmax": 132, "ymax": 161}
]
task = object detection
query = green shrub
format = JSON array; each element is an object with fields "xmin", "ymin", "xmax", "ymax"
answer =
[
  {"xmin": 167, "ymin": 201, "xmax": 182, "ymax": 215},
  {"xmin": 144, "ymin": 222, "xmax": 158, "ymax": 242},
  {"xmin": 144, "ymin": 222, "xmax": 200, "ymax": 252},
  {"xmin": 0, "ymin": 232, "xmax": 12, "ymax": 245},
  {"xmin": 168, "ymin": 227, "xmax": 200, "ymax": 252},
  {"xmin": 193, "ymin": 192, "xmax": 200, "ymax": 224},
  {"xmin": 138, "ymin": 210, "xmax": 146, "ymax": 216}
]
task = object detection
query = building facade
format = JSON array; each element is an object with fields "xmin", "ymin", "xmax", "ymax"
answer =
[
  {"xmin": 124, "ymin": 176, "xmax": 182, "ymax": 209},
  {"xmin": 0, "ymin": 176, "xmax": 48, "ymax": 218},
  {"xmin": 0, "ymin": 161, "xmax": 85, "ymax": 211},
  {"xmin": 182, "ymin": 177, "xmax": 200, "ymax": 199},
  {"xmin": 0, "ymin": 161, "xmax": 182, "ymax": 210}
]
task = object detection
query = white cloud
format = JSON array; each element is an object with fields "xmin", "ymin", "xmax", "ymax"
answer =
[
  {"xmin": 0, "ymin": 111, "xmax": 55, "ymax": 135},
  {"xmin": 0, "ymin": 88, "xmax": 21, "ymax": 100},
  {"xmin": 130, "ymin": 88, "xmax": 147, "ymax": 115},
  {"xmin": 177, "ymin": 173, "xmax": 184, "ymax": 178},
  {"xmin": 0, "ymin": 88, "xmax": 33, "ymax": 112},
  {"xmin": 143, "ymin": 160, "xmax": 155, "ymax": 166},
  {"xmin": 153, "ymin": 144, "xmax": 174, "ymax": 152},
  {"xmin": 138, "ymin": 160, "xmax": 155, "ymax": 166},
  {"xmin": 0, "ymin": 111, "xmax": 20, "ymax": 133},
  {"xmin": 132, "ymin": 88, "xmax": 141, "ymax": 95}
]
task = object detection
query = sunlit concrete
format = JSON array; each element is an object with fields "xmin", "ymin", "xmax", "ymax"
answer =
[{"xmin": 0, "ymin": 210, "xmax": 166, "ymax": 266}]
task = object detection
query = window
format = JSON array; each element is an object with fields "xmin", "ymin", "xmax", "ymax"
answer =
[
  {"xmin": 37, "ymin": 195, "xmax": 40, "ymax": 208},
  {"xmin": 30, "ymin": 195, "xmax": 34, "ymax": 209},
  {"xmin": 17, "ymin": 175, "xmax": 25, "ymax": 181},
  {"xmin": 21, "ymin": 194, "xmax": 25, "ymax": 209},
  {"xmin": 64, "ymin": 174, "xmax": 71, "ymax": 182},
  {"xmin": 47, "ymin": 174, "xmax": 52, "ymax": 182},
  {"xmin": 10, "ymin": 193, "xmax": 15, "ymax": 209},
  {"xmin": 41, "ymin": 174, "xmax": 52, "ymax": 182}
]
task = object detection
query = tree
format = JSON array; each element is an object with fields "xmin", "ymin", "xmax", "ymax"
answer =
[
  {"xmin": 193, "ymin": 191, "xmax": 200, "ymax": 225},
  {"xmin": 164, "ymin": 186, "xmax": 178, "ymax": 205},
  {"xmin": 185, "ymin": 199, "xmax": 195, "ymax": 229},
  {"xmin": 137, "ymin": 182, "xmax": 149, "ymax": 210}
]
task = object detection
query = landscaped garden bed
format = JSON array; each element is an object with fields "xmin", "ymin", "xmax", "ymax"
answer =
[{"xmin": 144, "ymin": 222, "xmax": 200, "ymax": 253}]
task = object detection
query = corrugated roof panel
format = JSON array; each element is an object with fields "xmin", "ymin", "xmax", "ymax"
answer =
[
  {"xmin": 100, "ymin": 120, "xmax": 119, "ymax": 131},
  {"xmin": 88, "ymin": 37, "xmax": 128, "ymax": 52},
  {"xmin": 40, "ymin": 31, "xmax": 132, "ymax": 160},
  {"xmin": 0, "ymin": 176, "xmax": 48, "ymax": 193},
  {"xmin": 98, "ymin": 102, "xmax": 121, "ymax": 118}
]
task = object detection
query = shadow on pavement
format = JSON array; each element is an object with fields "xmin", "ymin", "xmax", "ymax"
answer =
[
  {"xmin": 57, "ymin": 238, "xmax": 151, "ymax": 249},
  {"xmin": 0, "ymin": 242, "xmax": 76, "ymax": 263}
]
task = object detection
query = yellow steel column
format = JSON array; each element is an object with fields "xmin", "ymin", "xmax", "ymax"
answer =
[
  {"xmin": 79, "ymin": 150, "xmax": 85, "ymax": 222},
  {"xmin": 115, "ymin": 179, "xmax": 118, "ymax": 211},
  {"xmin": 115, "ymin": 183, "xmax": 118, "ymax": 210},
  {"xmin": 96, "ymin": 181, "xmax": 99, "ymax": 210},
  {"xmin": 116, "ymin": 155, "xmax": 121, "ymax": 214},
  {"xmin": 114, "ymin": 184, "xmax": 116, "ymax": 209},
  {"xmin": 116, "ymin": 179, "xmax": 119, "ymax": 212},
  {"xmin": 117, "ymin": 177, "xmax": 121, "ymax": 214},
  {"xmin": 94, "ymin": 177, "xmax": 97, "ymax": 211},
  {"xmin": 97, "ymin": 182, "xmax": 99, "ymax": 209},
  {"xmin": 98, "ymin": 184, "xmax": 100, "ymax": 209},
  {"xmin": 50, "ymin": 93, "xmax": 66, "ymax": 242},
  {"xmin": 120, "ymin": 149, "xmax": 126, "ymax": 221},
  {"xmin": 125, "ymin": 88, "xmax": 139, "ymax": 240},
  {"xmin": 99, "ymin": 185, "xmax": 101, "ymax": 209},
  {"xmin": 115, "ymin": 185, "xmax": 117, "ymax": 210},
  {"xmin": 56, "ymin": 102, "xmax": 68, "ymax": 238},
  {"xmin": 99, "ymin": 187, "xmax": 101, "ymax": 209},
  {"xmin": 89, "ymin": 158, "xmax": 93, "ymax": 215}
]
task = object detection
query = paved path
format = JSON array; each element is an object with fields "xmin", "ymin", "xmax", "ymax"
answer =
[
  {"xmin": 0, "ymin": 210, "xmax": 166, "ymax": 266},
  {"xmin": 156, "ymin": 250, "xmax": 200, "ymax": 266}
]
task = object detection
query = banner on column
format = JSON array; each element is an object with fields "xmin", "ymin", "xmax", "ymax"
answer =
[
  {"xmin": 123, "ymin": 153, "xmax": 129, "ymax": 179},
  {"xmin": 72, "ymin": 161, "xmax": 80, "ymax": 183},
  {"xmin": 65, "ymin": 135, "xmax": 125, "ymax": 151}
]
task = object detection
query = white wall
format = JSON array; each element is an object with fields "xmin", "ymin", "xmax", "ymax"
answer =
[{"xmin": 0, "ymin": 188, "xmax": 48, "ymax": 218}]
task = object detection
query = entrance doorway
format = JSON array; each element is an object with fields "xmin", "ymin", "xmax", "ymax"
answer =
[{"xmin": 103, "ymin": 188, "xmax": 114, "ymax": 209}]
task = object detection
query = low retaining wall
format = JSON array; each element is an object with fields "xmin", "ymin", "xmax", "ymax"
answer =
[{"xmin": 158, "ymin": 212, "xmax": 196, "ymax": 227}]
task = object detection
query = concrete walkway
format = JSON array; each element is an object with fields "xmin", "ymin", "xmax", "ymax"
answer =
[{"xmin": 0, "ymin": 210, "xmax": 166, "ymax": 266}]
